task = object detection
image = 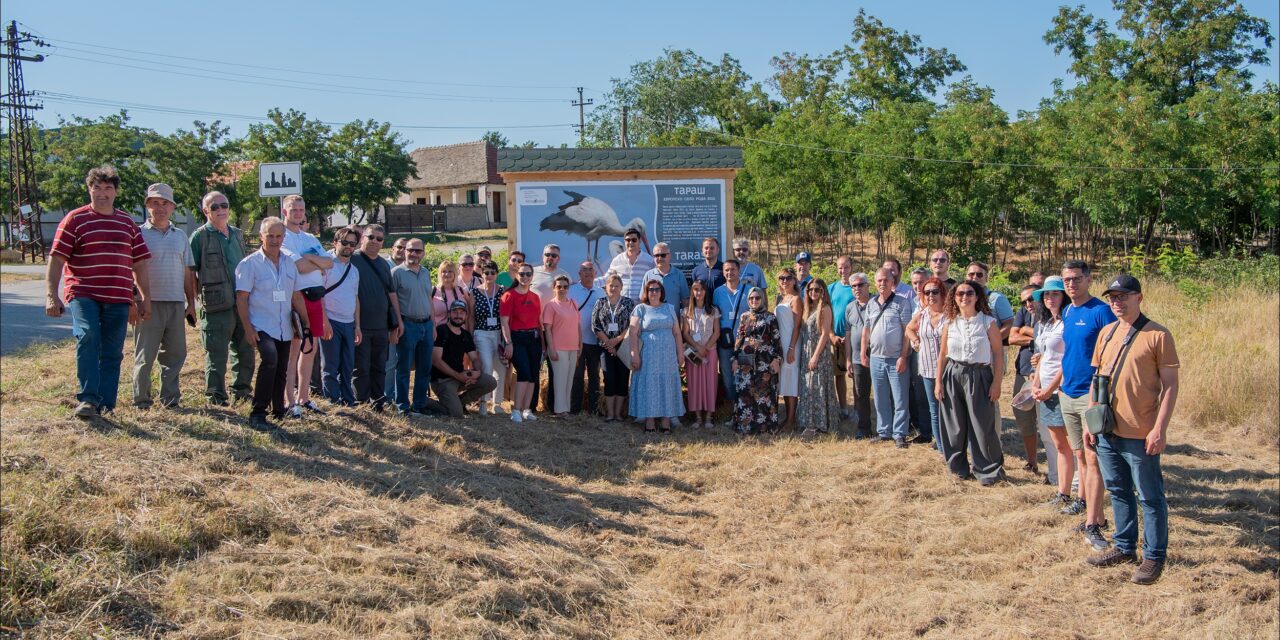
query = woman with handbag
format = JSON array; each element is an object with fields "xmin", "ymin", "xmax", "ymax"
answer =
[
  {"xmin": 592, "ymin": 272, "xmax": 635, "ymax": 422},
  {"xmin": 935, "ymin": 281, "xmax": 1006, "ymax": 486},
  {"xmin": 732, "ymin": 287, "xmax": 783, "ymax": 435},
  {"xmin": 432, "ymin": 260, "xmax": 473, "ymax": 330}
]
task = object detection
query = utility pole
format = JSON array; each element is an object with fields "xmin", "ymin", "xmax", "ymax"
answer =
[
  {"xmin": 620, "ymin": 106, "xmax": 629, "ymax": 148},
  {"xmin": 571, "ymin": 87, "xmax": 592, "ymax": 147},
  {"xmin": 2, "ymin": 21, "xmax": 47, "ymax": 262}
]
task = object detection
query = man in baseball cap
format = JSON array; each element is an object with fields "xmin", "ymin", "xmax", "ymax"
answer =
[
  {"xmin": 1085, "ymin": 272, "xmax": 1179, "ymax": 585},
  {"xmin": 431, "ymin": 297, "xmax": 497, "ymax": 417},
  {"xmin": 795, "ymin": 251, "xmax": 813, "ymax": 288},
  {"xmin": 132, "ymin": 183, "xmax": 197, "ymax": 409}
]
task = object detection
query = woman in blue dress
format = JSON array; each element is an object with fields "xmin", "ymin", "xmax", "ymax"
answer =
[{"xmin": 628, "ymin": 279, "xmax": 686, "ymax": 433}]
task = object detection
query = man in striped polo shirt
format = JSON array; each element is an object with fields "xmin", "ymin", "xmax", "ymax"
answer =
[{"xmin": 45, "ymin": 165, "xmax": 153, "ymax": 418}]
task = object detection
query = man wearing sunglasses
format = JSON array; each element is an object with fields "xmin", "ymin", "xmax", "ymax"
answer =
[
  {"xmin": 732, "ymin": 239, "xmax": 768, "ymax": 293},
  {"xmin": 319, "ymin": 226, "xmax": 362, "ymax": 406},
  {"xmin": 828, "ymin": 256, "xmax": 856, "ymax": 420},
  {"xmin": 530, "ymin": 244, "xmax": 571, "ymax": 411},
  {"xmin": 391, "ymin": 238, "xmax": 438, "ymax": 416},
  {"xmin": 351, "ymin": 224, "xmax": 402, "ymax": 410},
  {"xmin": 843, "ymin": 272, "xmax": 874, "ymax": 438},
  {"xmin": 643, "ymin": 242, "xmax": 690, "ymax": 309},
  {"xmin": 608, "ymin": 228, "xmax": 655, "ymax": 301},
  {"xmin": 191, "ymin": 190, "xmax": 254, "ymax": 407},
  {"xmin": 929, "ymin": 250, "xmax": 956, "ymax": 286}
]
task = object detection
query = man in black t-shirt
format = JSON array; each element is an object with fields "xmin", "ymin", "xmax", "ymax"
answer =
[
  {"xmin": 351, "ymin": 224, "xmax": 402, "ymax": 410},
  {"xmin": 431, "ymin": 300, "xmax": 497, "ymax": 417}
]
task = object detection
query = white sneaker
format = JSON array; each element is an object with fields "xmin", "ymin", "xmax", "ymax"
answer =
[
  {"xmin": 288, "ymin": 404, "xmax": 303, "ymax": 419},
  {"xmin": 523, "ymin": 410, "xmax": 537, "ymax": 422},
  {"xmin": 511, "ymin": 410, "xmax": 523, "ymax": 424}
]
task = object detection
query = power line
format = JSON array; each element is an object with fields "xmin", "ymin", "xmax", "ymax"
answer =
[
  {"xmin": 627, "ymin": 112, "xmax": 1280, "ymax": 173},
  {"xmin": 40, "ymin": 34, "xmax": 592, "ymax": 92},
  {"xmin": 40, "ymin": 92, "xmax": 576, "ymax": 131},
  {"xmin": 47, "ymin": 52, "xmax": 566, "ymax": 103}
]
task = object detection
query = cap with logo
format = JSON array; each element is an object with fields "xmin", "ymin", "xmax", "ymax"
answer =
[
  {"xmin": 1103, "ymin": 274, "xmax": 1142, "ymax": 296},
  {"xmin": 795, "ymin": 251, "xmax": 812, "ymax": 263},
  {"xmin": 449, "ymin": 299, "xmax": 468, "ymax": 311},
  {"xmin": 145, "ymin": 183, "xmax": 177, "ymax": 206}
]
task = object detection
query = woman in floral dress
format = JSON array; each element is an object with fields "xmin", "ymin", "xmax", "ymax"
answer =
[
  {"xmin": 797, "ymin": 277, "xmax": 839, "ymax": 436},
  {"xmin": 733, "ymin": 287, "xmax": 783, "ymax": 435}
]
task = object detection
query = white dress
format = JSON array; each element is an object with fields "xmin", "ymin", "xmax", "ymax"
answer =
[{"xmin": 775, "ymin": 302, "xmax": 800, "ymax": 397}]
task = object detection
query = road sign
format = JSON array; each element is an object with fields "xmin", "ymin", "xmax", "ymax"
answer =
[{"xmin": 258, "ymin": 161, "xmax": 303, "ymax": 197}]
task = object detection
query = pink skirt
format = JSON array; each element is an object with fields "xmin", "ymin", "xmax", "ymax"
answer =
[{"xmin": 687, "ymin": 356, "xmax": 718, "ymax": 412}]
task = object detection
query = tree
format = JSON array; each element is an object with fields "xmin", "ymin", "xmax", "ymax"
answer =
[
  {"xmin": 328, "ymin": 119, "xmax": 417, "ymax": 224},
  {"xmin": 1045, "ymin": 0, "xmax": 1274, "ymax": 107},
  {"xmin": 238, "ymin": 108, "xmax": 336, "ymax": 225},
  {"xmin": 480, "ymin": 130, "xmax": 509, "ymax": 148},
  {"xmin": 144, "ymin": 120, "xmax": 233, "ymax": 214},
  {"xmin": 38, "ymin": 111, "xmax": 157, "ymax": 214},
  {"xmin": 583, "ymin": 49, "xmax": 775, "ymax": 148}
]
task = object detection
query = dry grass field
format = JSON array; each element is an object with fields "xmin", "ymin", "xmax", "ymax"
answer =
[{"xmin": 1, "ymin": 281, "xmax": 1276, "ymax": 638}]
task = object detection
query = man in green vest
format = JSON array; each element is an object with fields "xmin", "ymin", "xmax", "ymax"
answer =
[{"xmin": 190, "ymin": 190, "xmax": 254, "ymax": 405}]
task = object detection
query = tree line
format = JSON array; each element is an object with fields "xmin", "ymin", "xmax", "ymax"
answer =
[
  {"xmin": 581, "ymin": 0, "xmax": 1279, "ymax": 265},
  {"xmin": 4, "ymin": 108, "xmax": 418, "ymax": 228}
]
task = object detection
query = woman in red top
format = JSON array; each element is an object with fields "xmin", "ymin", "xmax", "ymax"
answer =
[{"xmin": 500, "ymin": 265, "xmax": 542, "ymax": 423}]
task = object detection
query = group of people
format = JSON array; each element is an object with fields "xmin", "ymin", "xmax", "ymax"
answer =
[{"xmin": 49, "ymin": 166, "xmax": 1180, "ymax": 585}]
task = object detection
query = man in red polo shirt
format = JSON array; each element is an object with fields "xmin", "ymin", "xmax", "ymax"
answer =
[{"xmin": 46, "ymin": 165, "xmax": 153, "ymax": 418}]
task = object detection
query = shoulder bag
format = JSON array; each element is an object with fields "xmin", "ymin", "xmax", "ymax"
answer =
[{"xmin": 1083, "ymin": 314, "xmax": 1149, "ymax": 436}]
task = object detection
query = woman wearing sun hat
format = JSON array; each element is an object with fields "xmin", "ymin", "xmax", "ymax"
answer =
[{"xmin": 1031, "ymin": 275, "xmax": 1074, "ymax": 506}]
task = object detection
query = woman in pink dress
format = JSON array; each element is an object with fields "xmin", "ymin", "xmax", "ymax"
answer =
[{"xmin": 682, "ymin": 279, "xmax": 720, "ymax": 429}]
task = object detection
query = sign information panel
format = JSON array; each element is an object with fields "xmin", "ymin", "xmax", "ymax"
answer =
[
  {"xmin": 515, "ymin": 179, "xmax": 726, "ymax": 278},
  {"xmin": 258, "ymin": 161, "xmax": 303, "ymax": 197}
]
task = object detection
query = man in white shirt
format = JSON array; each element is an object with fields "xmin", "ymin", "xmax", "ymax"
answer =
[
  {"xmin": 568, "ymin": 260, "xmax": 604, "ymax": 414},
  {"xmin": 281, "ymin": 195, "xmax": 333, "ymax": 417},
  {"xmin": 608, "ymin": 228, "xmax": 655, "ymax": 300},
  {"xmin": 320, "ymin": 226, "xmax": 361, "ymax": 406}
]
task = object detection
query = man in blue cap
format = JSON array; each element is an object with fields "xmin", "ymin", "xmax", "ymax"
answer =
[{"xmin": 795, "ymin": 252, "xmax": 813, "ymax": 289}]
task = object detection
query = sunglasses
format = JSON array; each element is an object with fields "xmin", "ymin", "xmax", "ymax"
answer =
[
  {"xmin": 778, "ymin": 275, "xmax": 794, "ymax": 281},
  {"xmin": 931, "ymin": 257, "xmax": 948, "ymax": 263},
  {"xmin": 544, "ymin": 253, "xmax": 559, "ymax": 258},
  {"xmin": 955, "ymin": 290, "xmax": 976, "ymax": 298},
  {"xmin": 366, "ymin": 235, "xmax": 385, "ymax": 242},
  {"xmin": 966, "ymin": 272, "xmax": 985, "ymax": 279},
  {"xmin": 518, "ymin": 271, "xmax": 534, "ymax": 278},
  {"xmin": 208, "ymin": 202, "xmax": 231, "ymax": 210},
  {"xmin": 853, "ymin": 282, "xmax": 869, "ymax": 288},
  {"xmin": 484, "ymin": 270, "xmax": 498, "ymax": 276},
  {"xmin": 478, "ymin": 252, "xmax": 491, "ymax": 257},
  {"xmin": 1022, "ymin": 298, "xmax": 1034, "ymax": 304},
  {"xmin": 654, "ymin": 253, "xmax": 669, "ymax": 258},
  {"xmin": 461, "ymin": 262, "xmax": 474, "ymax": 267},
  {"xmin": 406, "ymin": 249, "xmax": 424, "ymax": 254},
  {"xmin": 807, "ymin": 288, "xmax": 822, "ymax": 293},
  {"xmin": 625, "ymin": 238, "xmax": 639, "ymax": 243},
  {"xmin": 510, "ymin": 257, "xmax": 524, "ymax": 263},
  {"xmin": 924, "ymin": 289, "xmax": 942, "ymax": 296},
  {"xmin": 338, "ymin": 240, "xmax": 358, "ymax": 248}
]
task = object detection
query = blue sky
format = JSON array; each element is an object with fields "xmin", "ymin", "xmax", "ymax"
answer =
[{"xmin": 8, "ymin": 0, "xmax": 1278, "ymax": 150}]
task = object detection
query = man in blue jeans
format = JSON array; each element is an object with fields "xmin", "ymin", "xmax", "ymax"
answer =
[
  {"xmin": 45, "ymin": 165, "xmax": 153, "ymax": 418},
  {"xmin": 391, "ymin": 238, "xmax": 435, "ymax": 415},
  {"xmin": 1085, "ymin": 274, "xmax": 1179, "ymax": 585},
  {"xmin": 861, "ymin": 267, "xmax": 915, "ymax": 448}
]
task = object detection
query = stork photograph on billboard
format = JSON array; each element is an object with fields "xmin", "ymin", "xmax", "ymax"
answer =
[{"xmin": 515, "ymin": 179, "xmax": 726, "ymax": 277}]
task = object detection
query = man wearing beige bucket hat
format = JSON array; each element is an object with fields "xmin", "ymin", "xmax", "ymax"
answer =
[{"xmin": 131, "ymin": 183, "xmax": 197, "ymax": 408}]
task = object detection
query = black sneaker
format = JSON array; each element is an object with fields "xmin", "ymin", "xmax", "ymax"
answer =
[
  {"xmin": 1083, "ymin": 524, "xmax": 1110, "ymax": 551},
  {"xmin": 248, "ymin": 415, "xmax": 275, "ymax": 431},
  {"xmin": 1046, "ymin": 492, "xmax": 1072, "ymax": 506},
  {"xmin": 894, "ymin": 437, "xmax": 909, "ymax": 449},
  {"xmin": 1060, "ymin": 497, "xmax": 1087, "ymax": 515},
  {"xmin": 1070, "ymin": 519, "xmax": 1108, "ymax": 533}
]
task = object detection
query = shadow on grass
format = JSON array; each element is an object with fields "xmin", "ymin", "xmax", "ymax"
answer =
[
  {"xmin": 219, "ymin": 410, "xmax": 709, "ymax": 551},
  {"xmin": 1161, "ymin": 461, "xmax": 1280, "ymax": 558}
]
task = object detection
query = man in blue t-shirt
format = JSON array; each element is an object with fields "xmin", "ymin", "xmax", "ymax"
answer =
[
  {"xmin": 1058, "ymin": 259, "xmax": 1118, "ymax": 550},
  {"xmin": 828, "ymin": 255, "xmax": 856, "ymax": 418},
  {"xmin": 692, "ymin": 236, "xmax": 726, "ymax": 292}
]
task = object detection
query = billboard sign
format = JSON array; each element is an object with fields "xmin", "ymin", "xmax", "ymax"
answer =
[{"xmin": 514, "ymin": 179, "xmax": 726, "ymax": 278}]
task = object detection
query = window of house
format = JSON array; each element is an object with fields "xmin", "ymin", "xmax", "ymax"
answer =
[
  {"xmin": 415, "ymin": 197, "xmax": 427, "ymax": 205},
  {"xmin": 467, "ymin": 189, "xmax": 479, "ymax": 205}
]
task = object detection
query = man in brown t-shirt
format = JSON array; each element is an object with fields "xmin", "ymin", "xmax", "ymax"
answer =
[{"xmin": 1084, "ymin": 274, "xmax": 1180, "ymax": 585}]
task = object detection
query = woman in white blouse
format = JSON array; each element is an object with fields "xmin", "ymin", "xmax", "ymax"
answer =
[
  {"xmin": 935, "ymin": 280, "xmax": 1006, "ymax": 486},
  {"xmin": 1031, "ymin": 275, "xmax": 1073, "ymax": 505}
]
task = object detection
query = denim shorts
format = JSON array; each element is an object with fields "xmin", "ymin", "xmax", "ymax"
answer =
[{"xmin": 1039, "ymin": 393, "xmax": 1065, "ymax": 428}]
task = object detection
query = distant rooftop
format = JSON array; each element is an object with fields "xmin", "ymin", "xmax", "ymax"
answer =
[
  {"xmin": 498, "ymin": 146, "xmax": 744, "ymax": 173},
  {"xmin": 406, "ymin": 141, "xmax": 500, "ymax": 190}
]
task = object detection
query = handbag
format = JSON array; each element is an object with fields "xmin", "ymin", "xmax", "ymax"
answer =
[{"xmin": 1084, "ymin": 315, "xmax": 1149, "ymax": 436}]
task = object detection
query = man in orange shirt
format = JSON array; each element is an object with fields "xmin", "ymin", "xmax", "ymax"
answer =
[{"xmin": 1084, "ymin": 274, "xmax": 1180, "ymax": 585}]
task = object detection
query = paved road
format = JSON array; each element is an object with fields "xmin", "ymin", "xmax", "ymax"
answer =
[{"xmin": 1, "ymin": 265, "xmax": 72, "ymax": 355}]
